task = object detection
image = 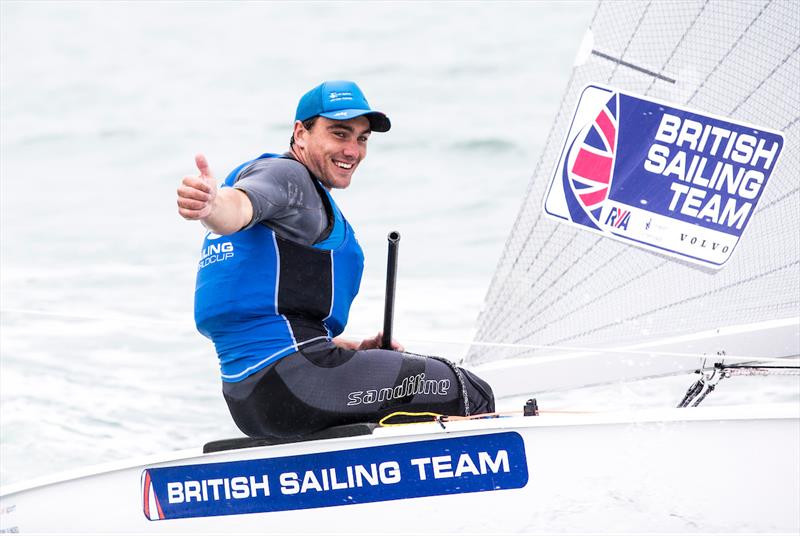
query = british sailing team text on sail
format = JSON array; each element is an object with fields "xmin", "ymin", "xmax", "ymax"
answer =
[{"xmin": 644, "ymin": 113, "xmax": 780, "ymax": 230}]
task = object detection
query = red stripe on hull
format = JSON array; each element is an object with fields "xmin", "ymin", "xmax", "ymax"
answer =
[{"xmin": 143, "ymin": 471, "xmax": 151, "ymax": 519}]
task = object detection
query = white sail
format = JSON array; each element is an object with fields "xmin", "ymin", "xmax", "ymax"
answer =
[{"xmin": 466, "ymin": 0, "xmax": 800, "ymax": 378}]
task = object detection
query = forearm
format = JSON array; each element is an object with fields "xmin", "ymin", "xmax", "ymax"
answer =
[
  {"xmin": 201, "ymin": 188, "xmax": 254, "ymax": 235},
  {"xmin": 333, "ymin": 334, "xmax": 403, "ymax": 352},
  {"xmin": 332, "ymin": 337, "xmax": 360, "ymax": 350}
]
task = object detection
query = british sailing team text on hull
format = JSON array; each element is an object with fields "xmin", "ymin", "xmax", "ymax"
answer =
[{"xmin": 2, "ymin": 406, "xmax": 798, "ymax": 531}]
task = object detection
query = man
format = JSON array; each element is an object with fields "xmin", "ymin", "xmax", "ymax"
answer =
[{"xmin": 177, "ymin": 80, "xmax": 494, "ymax": 438}]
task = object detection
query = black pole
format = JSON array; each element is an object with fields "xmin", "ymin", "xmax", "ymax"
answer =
[{"xmin": 381, "ymin": 231, "xmax": 401, "ymax": 350}]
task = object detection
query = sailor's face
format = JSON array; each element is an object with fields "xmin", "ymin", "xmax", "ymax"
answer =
[{"xmin": 296, "ymin": 116, "xmax": 370, "ymax": 189}]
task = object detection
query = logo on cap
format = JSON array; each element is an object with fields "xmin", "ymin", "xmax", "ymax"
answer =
[{"xmin": 328, "ymin": 91, "xmax": 353, "ymax": 102}]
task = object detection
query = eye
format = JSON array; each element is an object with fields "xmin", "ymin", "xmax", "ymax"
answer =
[
  {"xmin": 358, "ymin": 136, "xmax": 369, "ymax": 143},
  {"xmin": 333, "ymin": 131, "xmax": 346, "ymax": 139}
]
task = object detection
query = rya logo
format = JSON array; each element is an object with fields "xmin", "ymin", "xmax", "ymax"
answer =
[{"xmin": 604, "ymin": 207, "xmax": 630, "ymax": 230}]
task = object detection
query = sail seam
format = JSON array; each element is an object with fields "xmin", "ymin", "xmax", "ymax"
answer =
[
  {"xmin": 479, "ymin": 214, "xmax": 545, "ymax": 334},
  {"xmin": 757, "ymin": 186, "xmax": 799, "ymax": 212},
  {"xmin": 780, "ymin": 115, "xmax": 799, "ymax": 131},
  {"xmin": 607, "ymin": 1, "xmax": 652, "ymax": 83},
  {"xmin": 523, "ymin": 238, "xmax": 602, "ymax": 313},
  {"xmin": 523, "ymin": 244, "xmax": 626, "ymax": 327},
  {"xmin": 686, "ymin": 0, "xmax": 771, "ymax": 105},
  {"xmin": 479, "ymin": 219, "xmax": 555, "ymax": 335},
  {"xmin": 511, "ymin": 259, "xmax": 668, "ymax": 344},
  {"xmin": 730, "ymin": 42, "xmax": 800, "ymax": 115},
  {"xmin": 644, "ymin": 0, "xmax": 709, "ymax": 94},
  {"xmin": 543, "ymin": 261, "xmax": 799, "ymax": 348}
]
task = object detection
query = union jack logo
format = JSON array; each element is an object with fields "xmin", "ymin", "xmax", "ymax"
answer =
[
  {"xmin": 563, "ymin": 94, "xmax": 619, "ymax": 228},
  {"xmin": 142, "ymin": 469, "xmax": 165, "ymax": 521}
]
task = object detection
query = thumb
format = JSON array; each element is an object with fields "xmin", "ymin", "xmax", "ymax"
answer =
[{"xmin": 195, "ymin": 153, "xmax": 213, "ymax": 179}]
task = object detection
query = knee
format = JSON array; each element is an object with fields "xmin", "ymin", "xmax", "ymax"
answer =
[{"xmin": 460, "ymin": 368, "xmax": 495, "ymax": 414}]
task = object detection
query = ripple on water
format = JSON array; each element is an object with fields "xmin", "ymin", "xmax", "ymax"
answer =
[{"xmin": 447, "ymin": 138, "xmax": 524, "ymax": 154}]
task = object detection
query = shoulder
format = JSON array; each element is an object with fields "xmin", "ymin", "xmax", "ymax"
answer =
[
  {"xmin": 234, "ymin": 156, "xmax": 322, "ymax": 209},
  {"xmin": 236, "ymin": 156, "xmax": 310, "ymax": 185}
]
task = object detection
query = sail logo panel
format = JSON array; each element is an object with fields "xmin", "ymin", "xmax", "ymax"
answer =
[
  {"xmin": 141, "ymin": 432, "xmax": 528, "ymax": 521},
  {"xmin": 543, "ymin": 84, "xmax": 784, "ymax": 269}
]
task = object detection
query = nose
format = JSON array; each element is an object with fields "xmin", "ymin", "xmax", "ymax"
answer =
[{"xmin": 342, "ymin": 139, "xmax": 359, "ymax": 159}]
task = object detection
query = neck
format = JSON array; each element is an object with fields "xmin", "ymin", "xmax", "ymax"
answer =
[
  {"xmin": 289, "ymin": 146, "xmax": 331, "ymax": 191},
  {"xmin": 289, "ymin": 145, "xmax": 305, "ymax": 165}
]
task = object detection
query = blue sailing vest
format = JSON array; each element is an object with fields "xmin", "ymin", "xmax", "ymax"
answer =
[{"xmin": 194, "ymin": 153, "xmax": 365, "ymax": 382}]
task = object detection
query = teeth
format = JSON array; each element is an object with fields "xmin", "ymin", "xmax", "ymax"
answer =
[{"xmin": 334, "ymin": 161, "xmax": 353, "ymax": 169}]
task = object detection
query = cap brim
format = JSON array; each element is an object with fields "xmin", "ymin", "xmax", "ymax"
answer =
[{"xmin": 319, "ymin": 109, "xmax": 391, "ymax": 132}]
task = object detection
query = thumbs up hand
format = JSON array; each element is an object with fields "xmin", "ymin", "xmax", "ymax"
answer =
[{"xmin": 177, "ymin": 154, "xmax": 218, "ymax": 220}]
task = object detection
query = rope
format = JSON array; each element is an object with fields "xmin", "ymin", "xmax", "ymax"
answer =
[
  {"xmin": 678, "ymin": 362, "xmax": 800, "ymax": 407},
  {"xmin": 401, "ymin": 350, "xmax": 471, "ymax": 416},
  {"xmin": 719, "ymin": 365, "xmax": 800, "ymax": 377},
  {"xmin": 378, "ymin": 412, "xmax": 442, "ymax": 427},
  {"xmin": 430, "ymin": 355, "xmax": 471, "ymax": 417},
  {"xmin": 378, "ymin": 408, "xmax": 600, "ymax": 429}
]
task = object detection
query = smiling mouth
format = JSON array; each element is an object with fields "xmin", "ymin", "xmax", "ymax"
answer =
[{"xmin": 333, "ymin": 159, "xmax": 354, "ymax": 170}]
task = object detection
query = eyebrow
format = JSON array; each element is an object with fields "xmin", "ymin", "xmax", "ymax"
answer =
[{"xmin": 327, "ymin": 123, "xmax": 372, "ymax": 136}]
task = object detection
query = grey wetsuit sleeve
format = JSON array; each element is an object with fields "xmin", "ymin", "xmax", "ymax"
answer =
[{"xmin": 233, "ymin": 158, "xmax": 329, "ymax": 246}]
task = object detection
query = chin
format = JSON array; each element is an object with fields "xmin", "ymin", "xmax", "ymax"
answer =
[
  {"xmin": 334, "ymin": 177, "xmax": 352, "ymax": 189},
  {"xmin": 329, "ymin": 171, "xmax": 354, "ymax": 189}
]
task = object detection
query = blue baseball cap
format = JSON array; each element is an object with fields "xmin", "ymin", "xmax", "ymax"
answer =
[{"xmin": 295, "ymin": 80, "xmax": 391, "ymax": 132}]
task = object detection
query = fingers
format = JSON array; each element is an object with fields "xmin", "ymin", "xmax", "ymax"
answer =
[
  {"xmin": 179, "ymin": 175, "xmax": 212, "ymax": 193},
  {"xmin": 176, "ymin": 193, "xmax": 209, "ymax": 211},
  {"xmin": 177, "ymin": 175, "xmax": 214, "ymax": 220},
  {"xmin": 357, "ymin": 333, "xmax": 383, "ymax": 351},
  {"xmin": 359, "ymin": 332, "xmax": 405, "ymax": 352},
  {"xmin": 178, "ymin": 156, "xmax": 216, "ymax": 221},
  {"xmin": 378, "ymin": 331, "xmax": 405, "ymax": 352},
  {"xmin": 177, "ymin": 204, "xmax": 212, "ymax": 220},
  {"xmin": 195, "ymin": 153, "xmax": 213, "ymax": 179},
  {"xmin": 177, "ymin": 194, "xmax": 212, "ymax": 219},
  {"xmin": 179, "ymin": 176, "xmax": 211, "ymax": 196}
]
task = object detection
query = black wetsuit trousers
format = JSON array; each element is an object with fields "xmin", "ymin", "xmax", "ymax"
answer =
[{"xmin": 222, "ymin": 340, "xmax": 495, "ymax": 439}]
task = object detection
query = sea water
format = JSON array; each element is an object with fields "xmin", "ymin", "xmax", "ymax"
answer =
[{"xmin": 0, "ymin": 1, "xmax": 596, "ymax": 488}]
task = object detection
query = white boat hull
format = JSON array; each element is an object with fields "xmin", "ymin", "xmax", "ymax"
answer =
[{"xmin": 1, "ymin": 403, "xmax": 798, "ymax": 533}]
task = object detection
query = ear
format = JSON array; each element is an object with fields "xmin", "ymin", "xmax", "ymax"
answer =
[{"xmin": 293, "ymin": 120, "xmax": 308, "ymax": 148}]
